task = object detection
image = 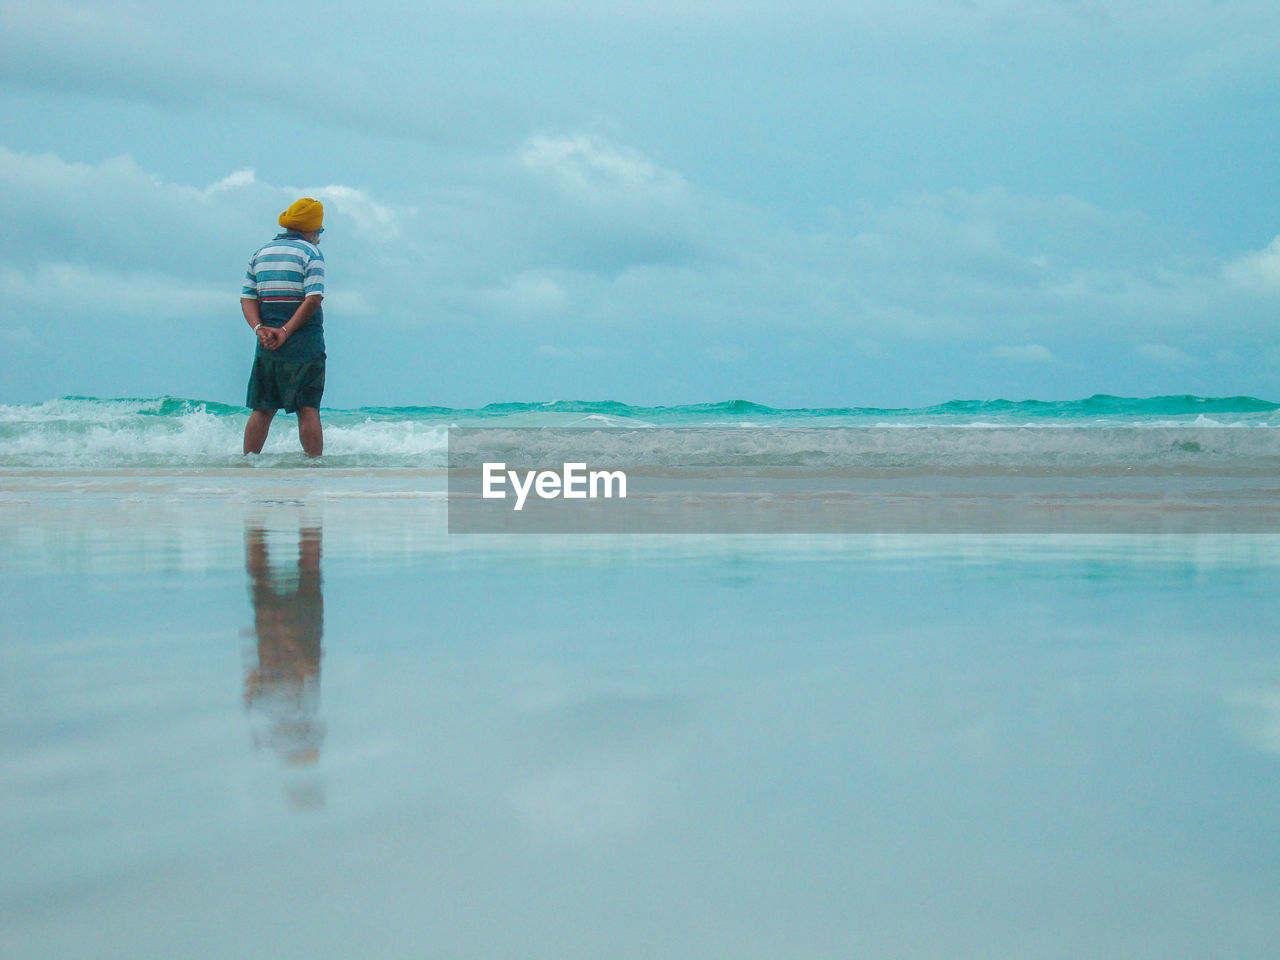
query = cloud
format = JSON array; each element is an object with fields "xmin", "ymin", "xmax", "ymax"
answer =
[
  {"xmin": 991, "ymin": 344, "xmax": 1054, "ymax": 363},
  {"xmin": 297, "ymin": 185, "xmax": 407, "ymax": 240},
  {"xmin": 0, "ymin": 143, "xmax": 1253, "ymax": 348},
  {"xmin": 1136, "ymin": 343, "xmax": 1196, "ymax": 368},
  {"xmin": 505, "ymin": 132, "xmax": 713, "ymax": 274},
  {"xmin": 0, "ymin": 141, "xmax": 1272, "ymax": 405},
  {"xmin": 476, "ymin": 272, "xmax": 570, "ymax": 318},
  {"xmin": 793, "ymin": 188, "xmax": 1230, "ymax": 342},
  {"xmin": 0, "ymin": 148, "xmax": 411, "ymax": 319},
  {"xmin": 206, "ymin": 169, "xmax": 257, "ymax": 194},
  {"xmin": 0, "ymin": 262, "xmax": 225, "ymax": 319},
  {"xmin": 0, "ymin": 148, "xmax": 267, "ymax": 274},
  {"xmin": 1224, "ymin": 236, "xmax": 1280, "ymax": 293},
  {"xmin": 0, "ymin": 1, "xmax": 518, "ymax": 146},
  {"xmin": 519, "ymin": 132, "xmax": 691, "ymax": 208},
  {"xmin": 0, "ymin": 1, "xmax": 193, "ymax": 104}
]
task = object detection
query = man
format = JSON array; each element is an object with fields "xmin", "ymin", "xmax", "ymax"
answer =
[{"xmin": 240, "ymin": 198, "xmax": 328, "ymax": 457}]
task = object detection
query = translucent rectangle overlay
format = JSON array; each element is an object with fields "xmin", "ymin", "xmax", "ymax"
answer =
[{"xmin": 447, "ymin": 427, "xmax": 1280, "ymax": 534}]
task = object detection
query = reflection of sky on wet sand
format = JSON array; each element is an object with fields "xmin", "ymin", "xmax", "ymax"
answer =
[{"xmin": 2, "ymin": 496, "xmax": 1280, "ymax": 958}]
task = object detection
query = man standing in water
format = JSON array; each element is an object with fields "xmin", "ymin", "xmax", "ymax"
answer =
[{"xmin": 240, "ymin": 198, "xmax": 327, "ymax": 457}]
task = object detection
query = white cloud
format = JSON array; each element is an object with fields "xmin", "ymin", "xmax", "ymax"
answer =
[
  {"xmin": 800, "ymin": 187, "xmax": 1229, "ymax": 342},
  {"xmin": 476, "ymin": 272, "xmax": 570, "ymax": 318},
  {"xmin": 0, "ymin": 142, "xmax": 1269, "ymax": 405},
  {"xmin": 205, "ymin": 169, "xmax": 256, "ymax": 194},
  {"xmin": 0, "ymin": 149, "xmax": 404, "ymax": 323},
  {"xmin": 0, "ymin": 148, "xmax": 266, "ymax": 275},
  {"xmin": 520, "ymin": 132, "xmax": 691, "ymax": 207},
  {"xmin": 991, "ymin": 344, "xmax": 1054, "ymax": 363},
  {"xmin": 1136, "ymin": 343, "xmax": 1196, "ymax": 368},
  {"xmin": 0, "ymin": 262, "xmax": 225, "ymax": 318},
  {"xmin": 297, "ymin": 184, "xmax": 407, "ymax": 239},
  {"xmin": 0, "ymin": 143, "xmax": 1250, "ymax": 348},
  {"xmin": 1224, "ymin": 236, "xmax": 1280, "ymax": 292},
  {"xmin": 503, "ymin": 132, "xmax": 713, "ymax": 275},
  {"xmin": 323, "ymin": 290, "xmax": 377, "ymax": 318}
]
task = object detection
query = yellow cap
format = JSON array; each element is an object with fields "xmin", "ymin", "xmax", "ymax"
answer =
[{"xmin": 278, "ymin": 197, "xmax": 324, "ymax": 233}]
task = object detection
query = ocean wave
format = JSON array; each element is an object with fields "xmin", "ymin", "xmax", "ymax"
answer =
[
  {"xmin": 1, "ymin": 394, "xmax": 1277, "ymax": 469},
  {"xmin": 447, "ymin": 426, "xmax": 1280, "ymax": 476}
]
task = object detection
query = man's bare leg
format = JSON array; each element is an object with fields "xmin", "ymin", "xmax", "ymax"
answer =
[
  {"xmin": 297, "ymin": 406, "xmax": 323, "ymax": 457},
  {"xmin": 244, "ymin": 408, "xmax": 277, "ymax": 454}
]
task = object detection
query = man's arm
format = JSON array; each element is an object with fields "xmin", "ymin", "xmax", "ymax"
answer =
[
  {"xmin": 271, "ymin": 295, "xmax": 323, "ymax": 347},
  {"xmin": 241, "ymin": 296, "xmax": 276, "ymax": 348},
  {"xmin": 241, "ymin": 296, "xmax": 263, "ymax": 329}
]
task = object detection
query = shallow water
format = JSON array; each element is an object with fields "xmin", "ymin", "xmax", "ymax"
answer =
[
  {"xmin": 3, "ymin": 394, "xmax": 1279, "ymax": 470},
  {"xmin": 3, "ymin": 477, "xmax": 1279, "ymax": 958}
]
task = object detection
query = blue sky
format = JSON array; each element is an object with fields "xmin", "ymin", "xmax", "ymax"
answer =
[{"xmin": 2, "ymin": 0, "xmax": 1278, "ymax": 407}]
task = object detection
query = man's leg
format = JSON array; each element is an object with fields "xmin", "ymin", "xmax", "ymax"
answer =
[
  {"xmin": 297, "ymin": 406, "xmax": 323, "ymax": 457},
  {"xmin": 244, "ymin": 408, "xmax": 277, "ymax": 454}
]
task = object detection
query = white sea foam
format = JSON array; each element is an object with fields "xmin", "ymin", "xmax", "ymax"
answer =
[
  {"xmin": 448, "ymin": 425, "xmax": 1280, "ymax": 477},
  {"xmin": 0, "ymin": 406, "xmax": 451, "ymax": 468},
  {"xmin": 1, "ymin": 396, "xmax": 1278, "ymax": 470}
]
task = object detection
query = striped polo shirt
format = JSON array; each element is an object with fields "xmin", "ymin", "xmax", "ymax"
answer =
[
  {"xmin": 241, "ymin": 232, "xmax": 325, "ymax": 303},
  {"xmin": 241, "ymin": 231, "xmax": 326, "ymax": 363}
]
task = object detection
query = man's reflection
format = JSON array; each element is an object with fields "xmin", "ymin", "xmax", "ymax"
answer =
[{"xmin": 243, "ymin": 523, "xmax": 325, "ymax": 807}]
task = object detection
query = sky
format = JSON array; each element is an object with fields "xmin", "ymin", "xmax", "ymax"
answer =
[{"xmin": 1, "ymin": 0, "xmax": 1279, "ymax": 408}]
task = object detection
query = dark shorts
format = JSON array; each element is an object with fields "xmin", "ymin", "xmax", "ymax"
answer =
[{"xmin": 246, "ymin": 354, "xmax": 326, "ymax": 414}]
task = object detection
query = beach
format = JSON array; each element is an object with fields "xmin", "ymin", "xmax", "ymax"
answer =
[
  {"xmin": 9, "ymin": 0, "xmax": 1280, "ymax": 951},
  {"xmin": 2, "ymin": 398, "xmax": 1280, "ymax": 957}
]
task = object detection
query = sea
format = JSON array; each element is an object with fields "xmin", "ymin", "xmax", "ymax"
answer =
[
  {"xmin": 2, "ymin": 394, "xmax": 1279, "ymax": 958},
  {"xmin": 3, "ymin": 393, "xmax": 1279, "ymax": 469}
]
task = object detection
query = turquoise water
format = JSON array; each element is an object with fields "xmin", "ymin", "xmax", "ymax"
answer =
[
  {"xmin": 2, "ymin": 399, "xmax": 1279, "ymax": 956},
  {"xmin": 1, "ymin": 394, "xmax": 1277, "ymax": 469},
  {"xmin": 3, "ymin": 488, "xmax": 1280, "ymax": 957}
]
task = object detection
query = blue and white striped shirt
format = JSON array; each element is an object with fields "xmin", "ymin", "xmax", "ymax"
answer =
[{"xmin": 241, "ymin": 232, "xmax": 325, "ymax": 303}]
